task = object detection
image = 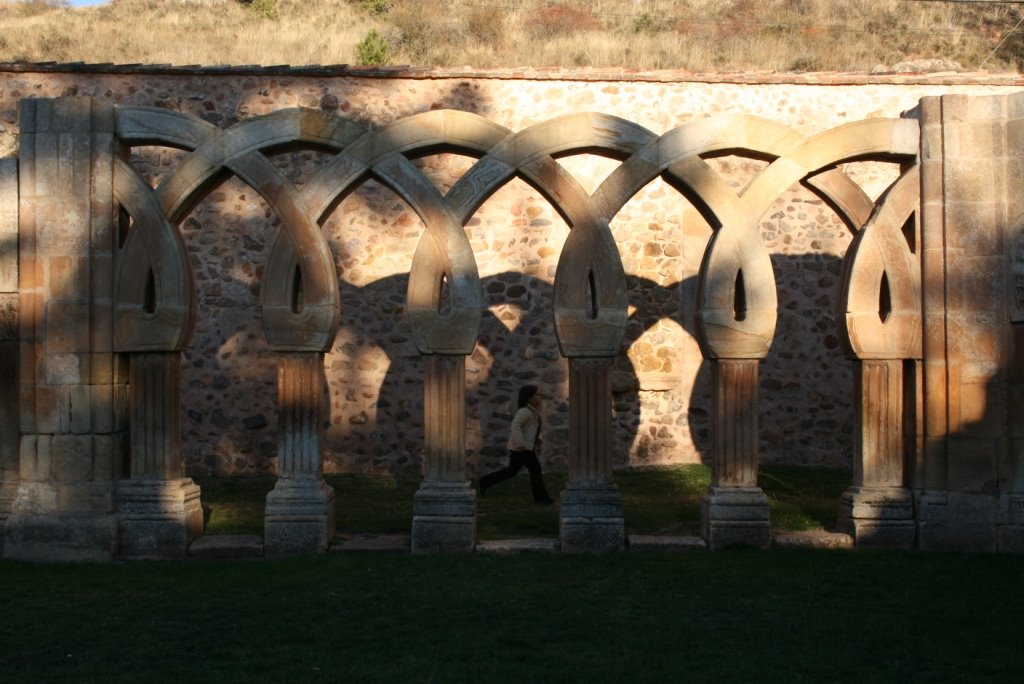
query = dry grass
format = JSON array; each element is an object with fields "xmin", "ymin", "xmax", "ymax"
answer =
[{"xmin": 0, "ymin": 0, "xmax": 1021, "ymax": 72}]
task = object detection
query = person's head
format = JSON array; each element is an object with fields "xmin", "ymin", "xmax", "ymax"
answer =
[{"xmin": 517, "ymin": 384, "xmax": 539, "ymax": 408}]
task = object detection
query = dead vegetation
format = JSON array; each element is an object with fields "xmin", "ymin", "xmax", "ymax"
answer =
[{"xmin": 0, "ymin": 0, "xmax": 1022, "ymax": 72}]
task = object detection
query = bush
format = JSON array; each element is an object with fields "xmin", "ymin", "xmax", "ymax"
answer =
[
  {"xmin": 356, "ymin": 28, "xmax": 391, "ymax": 66},
  {"xmin": 356, "ymin": 0, "xmax": 392, "ymax": 16},
  {"xmin": 247, "ymin": 0, "xmax": 279, "ymax": 20}
]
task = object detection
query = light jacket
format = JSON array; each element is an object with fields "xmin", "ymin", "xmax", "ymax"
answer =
[{"xmin": 507, "ymin": 406, "xmax": 540, "ymax": 452}]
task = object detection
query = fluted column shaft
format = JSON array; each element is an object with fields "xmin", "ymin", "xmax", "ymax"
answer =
[
  {"xmin": 568, "ymin": 357, "xmax": 614, "ymax": 483},
  {"xmin": 129, "ymin": 352, "xmax": 182, "ymax": 480},
  {"xmin": 711, "ymin": 359, "xmax": 759, "ymax": 488},
  {"xmin": 854, "ymin": 359, "xmax": 904, "ymax": 488},
  {"xmin": 277, "ymin": 352, "xmax": 325, "ymax": 480},
  {"xmin": 423, "ymin": 354, "xmax": 466, "ymax": 483}
]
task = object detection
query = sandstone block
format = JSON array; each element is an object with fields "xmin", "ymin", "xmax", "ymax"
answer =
[
  {"xmin": 264, "ymin": 478, "xmax": 335, "ymax": 557},
  {"xmin": 118, "ymin": 478, "xmax": 203, "ymax": 560},
  {"xmin": 559, "ymin": 481, "xmax": 625, "ymax": 553},
  {"xmin": 410, "ymin": 481, "xmax": 476, "ymax": 554},
  {"xmin": 701, "ymin": 486, "xmax": 771, "ymax": 550}
]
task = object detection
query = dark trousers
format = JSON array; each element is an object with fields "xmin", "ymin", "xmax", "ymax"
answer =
[{"xmin": 479, "ymin": 450, "xmax": 551, "ymax": 502}]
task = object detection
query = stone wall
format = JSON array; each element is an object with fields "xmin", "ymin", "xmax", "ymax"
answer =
[{"xmin": 0, "ymin": 65, "xmax": 1020, "ymax": 479}]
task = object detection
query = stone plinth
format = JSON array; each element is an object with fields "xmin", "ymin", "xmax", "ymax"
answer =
[
  {"xmin": 916, "ymin": 490, "xmax": 997, "ymax": 552},
  {"xmin": 4, "ymin": 482, "xmax": 118, "ymax": 562},
  {"xmin": 410, "ymin": 481, "xmax": 476, "ymax": 554},
  {"xmin": 701, "ymin": 486, "xmax": 771, "ymax": 550},
  {"xmin": 264, "ymin": 478, "xmax": 336, "ymax": 557},
  {"xmin": 118, "ymin": 478, "xmax": 203, "ymax": 560},
  {"xmin": 559, "ymin": 481, "xmax": 625, "ymax": 553},
  {"xmin": 837, "ymin": 485, "xmax": 915, "ymax": 549},
  {"xmin": 998, "ymin": 494, "xmax": 1024, "ymax": 553}
]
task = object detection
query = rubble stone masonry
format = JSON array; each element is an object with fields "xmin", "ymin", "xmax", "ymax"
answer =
[{"xmin": 0, "ymin": 65, "xmax": 1020, "ymax": 481}]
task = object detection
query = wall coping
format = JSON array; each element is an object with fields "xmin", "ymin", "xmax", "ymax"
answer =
[{"xmin": 1, "ymin": 61, "xmax": 1022, "ymax": 86}]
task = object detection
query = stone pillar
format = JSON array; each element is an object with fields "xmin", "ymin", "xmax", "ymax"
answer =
[
  {"xmin": 701, "ymin": 359, "xmax": 771, "ymax": 550},
  {"xmin": 4, "ymin": 98, "xmax": 125, "ymax": 562},
  {"xmin": 559, "ymin": 357, "xmax": 624, "ymax": 552},
  {"xmin": 411, "ymin": 354, "xmax": 476, "ymax": 553},
  {"xmin": 117, "ymin": 352, "xmax": 202, "ymax": 559},
  {"xmin": 838, "ymin": 360, "xmax": 915, "ymax": 547},
  {"xmin": 917, "ymin": 94, "xmax": 1010, "ymax": 552},
  {"xmin": 264, "ymin": 352, "xmax": 335, "ymax": 556},
  {"xmin": 1, "ymin": 158, "xmax": 18, "ymax": 551}
]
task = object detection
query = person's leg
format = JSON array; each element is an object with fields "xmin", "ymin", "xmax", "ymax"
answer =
[
  {"xmin": 479, "ymin": 451, "xmax": 525, "ymax": 495},
  {"xmin": 523, "ymin": 451, "xmax": 552, "ymax": 503}
]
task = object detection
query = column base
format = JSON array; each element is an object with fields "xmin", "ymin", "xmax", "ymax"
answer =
[
  {"xmin": 837, "ymin": 486, "xmax": 915, "ymax": 549},
  {"xmin": 264, "ymin": 478, "xmax": 336, "ymax": 557},
  {"xmin": 559, "ymin": 481, "xmax": 625, "ymax": 553},
  {"xmin": 702, "ymin": 486, "xmax": 771, "ymax": 550},
  {"xmin": 916, "ymin": 490, "xmax": 997, "ymax": 552},
  {"xmin": 118, "ymin": 478, "xmax": 203, "ymax": 560},
  {"xmin": 997, "ymin": 493, "xmax": 1024, "ymax": 553},
  {"xmin": 411, "ymin": 481, "xmax": 476, "ymax": 554},
  {"xmin": 0, "ymin": 480, "xmax": 17, "ymax": 551},
  {"xmin": 3, "ymin": 482, "xmax": 118, "ymax": 562}
]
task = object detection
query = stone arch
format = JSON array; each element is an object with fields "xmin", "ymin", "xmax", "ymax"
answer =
[
  {"xmin": 112, "ymin": 157, "xmax": 195, "ymax": 352},
  {"xmin": 116, "ymin": 106, "xmax": 365, "ymax": 352},
  {"xmin": 839, "ymin": 165, "xmax": 922, "ymax": 360}
]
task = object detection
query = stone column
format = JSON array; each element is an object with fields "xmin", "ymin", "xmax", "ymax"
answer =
[
  {"xmin": 701, "ymin": 359, "xmax": 771, "ymax": 550},
  {"xmin": 117, "ymin": 352, "xmax": 203, "ymax": 559},
  {"xmin": 411, "ymin": 353, "xmax": 476, "ymax": 553},
  {"xmin": 4, "ymin": 98, "xmax": 124, "ymax": 562},
  {"xmin": 559, "ymin": 357, "xmax": 624, "ymax": 552},
  {"xmin": 1, "ymin": 158, "xmax": 18, "ymax": 551},
  {"xmin": 264, "ymin": 352, "xmax": 335, "ymax": 556},
  {"xmin": 838, "ymin": 360, "xmax": 915, "ymax": 547}
]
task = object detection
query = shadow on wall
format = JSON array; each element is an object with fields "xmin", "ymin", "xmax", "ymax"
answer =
[{"xmin": 321, "ymin": 252, "xmax": 852, "ymax": 480}]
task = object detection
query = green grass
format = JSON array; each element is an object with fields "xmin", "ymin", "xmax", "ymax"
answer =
[
  {"xmin": 196, "ymin": 465, "xmax": 851, "ymax": 539},
  {"xmin": 1, "ymin": 550, "xmax": 1023, "ymax": 682}
]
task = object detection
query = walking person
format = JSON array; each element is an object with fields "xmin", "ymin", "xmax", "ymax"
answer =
[{"xmin": 479, "ymin": 384, "xmax": 554, "ymax": 505}]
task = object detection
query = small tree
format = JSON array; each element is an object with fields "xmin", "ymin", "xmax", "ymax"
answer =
[
  {"xmin": 247, "ymin": 0, "xmax": 279, "ymax": 20},
  {"xmin": 356, "ymin": 29, "xmax": 390, "ymax": 66}
]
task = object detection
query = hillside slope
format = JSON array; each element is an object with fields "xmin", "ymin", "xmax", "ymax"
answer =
[{"xmin": 0, "ymin": 0, "xmax": 1021, "ymax": 73}]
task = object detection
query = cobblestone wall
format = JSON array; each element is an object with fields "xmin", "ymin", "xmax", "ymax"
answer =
[{"xmin": 0, "ymin": 66, "xmax": 1016, "ymax": 477}]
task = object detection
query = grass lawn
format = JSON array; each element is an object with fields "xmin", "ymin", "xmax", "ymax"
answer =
[
  {"xmin": 196, "ymin": 464, "xmax": 851, "ymax": 539},
  {"xmin": 1, "ymin": 550, "xmax": 1022, "ymax": 682}
]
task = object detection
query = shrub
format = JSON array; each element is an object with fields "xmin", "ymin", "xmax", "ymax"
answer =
[
  {"xmin": 247, "ymin": 0, "xmax": 279, "ymax": 20},
  {"xmin": 356, "ymin": 28, "xmax": 391, "ymax": 66},
  {"xmin": 356, "ymin": 0, "xmax": 392, "ymax": 16}
]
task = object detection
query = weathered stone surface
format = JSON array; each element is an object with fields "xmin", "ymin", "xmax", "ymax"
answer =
[
  {"xmin": 475, "ymin": 537, "xmax": 559, "ymax": 554},
  {"xmin": 264, "ymin": 478, "xmax": 336, "ymax": 557},
  {"xmin": 559, "ymin": 481, "xmax": 625, "ymax": 553},
  {"xmin": 188, "ymin": 534, "xmax": 264, "ymax": 559},
  {"xmin": 118, "ymin": 478, "xmax": 203, "ymax": 560},
  {"xmin": 2, "ymin": 75, "xmax": 1024, "ymax": 559},
  {"xmin": 627, "ymin": 535, "xmax": 707, "ymax": 552},
  {"xmin": 411, "ymin": 481, "xmax": 476, "ymax": 554},
  {"xmin": 916, "ymin": 490, "xmax": 998, "ymax": 552},
  {"xmin": 772, "ymin": 530, "xmax": 854, "ymax": 549},
  {"xmin": 701, "ymin": 486, "xmax": 771, "ymax": 550}
]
